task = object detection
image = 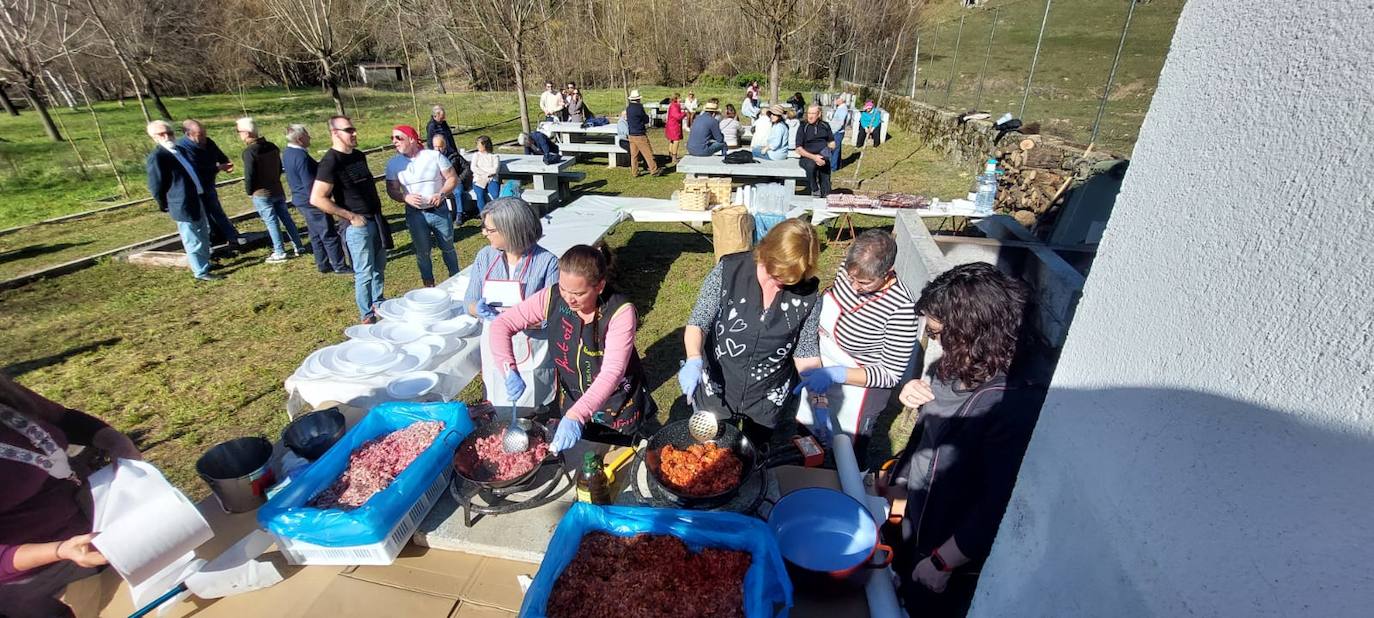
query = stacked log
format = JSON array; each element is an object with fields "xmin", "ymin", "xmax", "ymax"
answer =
[{"xmin": 992, "ymin": 136, "xmax": 1089, "ymax": 232}]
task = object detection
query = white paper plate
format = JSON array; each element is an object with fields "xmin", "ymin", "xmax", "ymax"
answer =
[
  {"xmin": 405, "ymin": 288, "xmax": 452, "ymax": 307},
  {"xmin": 332, "ymin": 341, "xmax": 404, "ymax": 375},
  {"xmin": 385, "ymin": 353, "xmax": 424, "ymax": 375},
  {"xmin": 398, "ymin": 298, "xmax": 454, "ymax": 318},
  {"xmin": 386, "ymin": 371, "xmax": 440, "ymax": 399},
  {"xmin": 371, "ymin": 322, "xmax": 425, "ymax": 345},
  {"xmin": 407, "ymin": 334, "xmax": 448, "ymax": 357},
  {"xmin": 427, "ymin": 315, "xmax": 479, "ymax": 338},
  {"xmin": 296, "ymin": 348, "xmax": 330, "ymax": 379},
  {"xmin": 343, "ymin": 324, "xmax": 377, "ymax": 341},
  {"xmin": 376, "ymin": 299, "xmax": 409, "ymax": 322}
]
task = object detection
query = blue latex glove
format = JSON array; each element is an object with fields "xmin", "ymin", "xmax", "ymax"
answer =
[
  {"xmin": 810, "ymin": 406, "xmax": 834, "ymax": 446},
  {"xmin": 504, "ymin": 370, "xmax": 526, "ymax": 402},
  {"xmin": 678, "ymin": 358, "xmax": 704, "ymax": 399},
  {"xmin": 795, "ymin": 366, "xmax": 849, "ymax": 394},
  {"xmin": 550, "ymin": 417, "xmax": 583, "ymax": 453},
  {"xmin": 475, "ymin": 300, "xmax": 500, "ymax": 321}
]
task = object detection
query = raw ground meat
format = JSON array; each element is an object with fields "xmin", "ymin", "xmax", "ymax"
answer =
[
  {"xmin": 547, "ymin": 532, "xmax": 751, "ymax": 618},
  {"xmin": 309, "ymin": 420, "xmax": 444, "ymax": 510},
  {"xmin": 456, "ymin": 429, "xmax": 549, "ymax": 482}
]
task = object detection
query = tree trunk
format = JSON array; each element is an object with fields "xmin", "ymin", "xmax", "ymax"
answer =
[
  {"xmin": 65, "ymin": 43, "xmax": 128, "ymax": 197},
  {"xmin": 321, "ymin": 58, "xmax": 345, "ymax": 115},
  {"xmin": 143, "ymin": 74, "xmax": 173, "ymax": 120},
  {"xmin": 426, "ymin": 42, "xmax": 446, "ymax": 94},
  {"xmin": 513, "ymin": 43, "xmax": 531, "ymax": 135},
  {"xmin": 83, "ymin": 0, "xmax": 151, "ymax": 123},
  {"xmin": 22, "ymin": 76, "xmax": 61, "ymax": 141},
  {"xmin": 769, "ymin": 36, "xmax": 783, "ymax": 103},
  {"xmin": 0, "ymin": 85, "xmax": 18, "ymax": 116}
]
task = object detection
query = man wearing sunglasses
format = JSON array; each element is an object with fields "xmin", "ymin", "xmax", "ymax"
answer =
[
  {"xmin": 311, "ymin": 116, "xmax": 389, "ymax": 323},
  {"xmin": 385, "ymin": 125, "xmax": 460, "ymax": 287}
]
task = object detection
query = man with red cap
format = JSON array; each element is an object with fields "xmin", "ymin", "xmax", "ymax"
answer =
[{"xmin": 385, "ymin": 125, "xmax": 461, "ymax": 287}]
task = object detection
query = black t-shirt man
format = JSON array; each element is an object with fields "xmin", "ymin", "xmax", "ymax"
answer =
[
  {"xmin": 797, "ymin": 120, "xmax": 835, "ymax": 155},
  {"xmin": 316, "ymin": 148, "xmax": 382, "ymax": 216}
]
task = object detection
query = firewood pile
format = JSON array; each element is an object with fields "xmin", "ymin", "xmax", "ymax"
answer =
[{"xmin": 992, "ymin": 136, "xmax": 1094, "ymax": 231}]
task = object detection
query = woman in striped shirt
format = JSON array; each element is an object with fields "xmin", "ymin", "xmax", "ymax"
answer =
[{"xmin": 796, "ymin": 229, "xmax": 920, "ymax": 461}]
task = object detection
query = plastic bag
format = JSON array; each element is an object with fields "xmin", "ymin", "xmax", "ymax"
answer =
[
  {"xmin": 520, "ymin": 502, "xmax": 793, "ymax": 618},
  {"xmin": 256, "ymin": 401, "xmax": 472, "ymax": 546}
]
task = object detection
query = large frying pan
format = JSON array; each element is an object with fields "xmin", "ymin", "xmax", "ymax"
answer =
[
  {"xmin": 453, "ymin": 417, "xmax": 560, "ymax": 489},
  {"xmin": 644, "ymin": 419, "xmax": 760, "ymax": 509}
]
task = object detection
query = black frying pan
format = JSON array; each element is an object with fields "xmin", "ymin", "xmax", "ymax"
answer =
[
  {"xmin": 453, "ymin": 417, "xmax": 560, "ymax": 489},
  {"xmin": 644, "ymin": 418, "xmax": 759, "ymax": 509}
]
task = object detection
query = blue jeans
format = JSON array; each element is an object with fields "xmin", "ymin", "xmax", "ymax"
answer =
[
  {"xmin": 344, "ymin": 220, "xmax": 386, "ymax": 319},
  {"xmin": 830, "ymin": 130, "xmax": 844, "ymax": 171},
  {"xmin": 251, "ymin": 195, "xmax": 305, "ymax": 255},
  {"xmin": 175, "ymin": 216, "xmax": 212, "ymax": 278},
  {"xmin": 201, "ymin": 188, "xmax": 241, "ymax": 244},
  {"xmin": 404, "ymin": 206, "xmax": 460, "ymax": 283},
  {"xmin": 689, "ymin": 140, "xmax": 725, "ymax": 157},
  {"xmin": 473, "ymin": 180, "xmax": 500, "ymax": 214}
]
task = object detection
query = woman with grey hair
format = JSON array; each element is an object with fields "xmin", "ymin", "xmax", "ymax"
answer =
[
  {"xmin": 465, "ymin": 197, "xmax": 560, "ymax": 409},
  {"xmin": 794, "ymin": 229, "xmax": 920, "ymax": 460}
]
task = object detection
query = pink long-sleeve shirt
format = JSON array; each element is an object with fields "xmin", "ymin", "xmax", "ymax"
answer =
[{"xmin": 490, "ymin": 288, "xmax": 638, "ymax": 424}]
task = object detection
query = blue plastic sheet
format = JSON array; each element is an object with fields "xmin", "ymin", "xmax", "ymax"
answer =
[
  {"xmin": 520, "ymin": 503, "xmax": 793, "ymax": 618},
  {"xmin": 257, "ymin": 401, "xmax": 472, "ymax": 546}
]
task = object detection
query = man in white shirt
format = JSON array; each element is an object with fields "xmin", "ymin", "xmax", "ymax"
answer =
[
  {"xmin": 385, "ymin": 125, "xmax": 460, "ymax": 286},
  {"xmin": 539, "ymin": 82, "xmax": 565, "ymax": 122}
]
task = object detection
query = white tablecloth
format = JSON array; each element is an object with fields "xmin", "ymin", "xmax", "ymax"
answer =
[{"xmin": 283, "ymin": 328, "xmax": 483, "ymax": 412}]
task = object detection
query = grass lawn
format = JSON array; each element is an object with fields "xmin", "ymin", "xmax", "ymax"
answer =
[
  {"xmin": 1, "ymin": 207, "xmax": 913, "ymax": 497},
  {"xmin": 0, "ymin": 86, "xmax": 974, "ymax": 280},
  {"xmin": 1, "ymin": 87, "xmax": 972, "ymax": 498}
]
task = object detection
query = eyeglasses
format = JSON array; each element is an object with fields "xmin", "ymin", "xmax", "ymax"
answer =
[
  {"xmin": 480, "ymin": 225, "xmax": 497, "ymax": 235},
  {"xmin": 332, "ymin": 126, "xmax": 357, "ymax": 134},
  {"xmin": 391, "ymin": 135, "xmax": 407, "ymax": 141}
]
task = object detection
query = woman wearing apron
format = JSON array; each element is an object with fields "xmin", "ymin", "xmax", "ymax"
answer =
[
  {"xmin": 794, "ymin": 230, "xmax": 920, "ymax": 463},
  {"xmin": 463, "ymin": 198, "xmax": 560, "ymax": 410},
  {"xmin": 489, "ymin": 245, "xmax": 655, "ymax": 452},
  {"xmin": 678, "ymin": 219, "xmax": 823, "ymax": 449}
]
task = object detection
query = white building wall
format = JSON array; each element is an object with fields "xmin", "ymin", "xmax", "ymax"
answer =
[{"xmin": 972, "ymin": 1, "xmax": 1374, "ymax": 615}]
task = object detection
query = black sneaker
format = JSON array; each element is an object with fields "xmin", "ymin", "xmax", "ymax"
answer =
[
  {"xmin": 333, "ymin": 267, "xmax": 355, "ymax": 275},
  {"xmin": 195, "ymin": 273, "xmax": 225, "ymax": 282}
]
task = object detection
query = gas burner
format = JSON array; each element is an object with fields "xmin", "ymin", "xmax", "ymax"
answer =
[
  {"xmin": 623, "ymin": 452, "xmax": 779, "ymax": 516},
  {"xmin": 449, "ymin": 462, "xmax": 574, "ymax": 527}
]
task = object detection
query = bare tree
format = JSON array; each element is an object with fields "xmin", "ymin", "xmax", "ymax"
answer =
[
  {"xmin": 583, "ymin": 0, "xmax": 631, "ymax": 95},
  {"xmin": 0, "ymin": 0, "xmax": 78, "ymax": 140},
  {"xmin": 250, "ymin": 0, "xmax": 372, "ymax": 115},
  {"xmin": 462, "ymin": 0, "xmax": 564, "ymax": 134},
  {"xmin": 75, "ymin": 0, "xmax": 156, "ymax": 122},
  {"xmin": 738, "ymin": 0, "xmax": 821, "ymax": 103}
]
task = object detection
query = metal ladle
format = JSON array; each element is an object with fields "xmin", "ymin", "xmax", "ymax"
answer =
[
  {"xmin": 687, "ymin": 384, "xmax": 719, "ymax": 443},
  {"xmin": 501, "ymin": 371, "xmax": 529, "ymax": 453}
]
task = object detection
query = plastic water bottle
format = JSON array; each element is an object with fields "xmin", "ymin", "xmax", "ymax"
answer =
[{"xmin": 974, "ymin": 158, "xmax": 999, "ymax": 216}]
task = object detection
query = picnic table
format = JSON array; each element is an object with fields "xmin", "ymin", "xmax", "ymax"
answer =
[
  {"xmin": 462, "ymin": 151, "xmax": 578, "ymax": 208},
  {"xmin": 540, "ymin": 121, "xmax": 626, "ymax": 168},
  {"xmin": 676, "ymin": 155, "xmax": 808, "ymax": 194}
]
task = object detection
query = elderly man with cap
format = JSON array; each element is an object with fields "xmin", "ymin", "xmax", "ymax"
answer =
[
  {"xmin": 145, "ymin": 120, "xmax": 218, "ymax": 281},
  {"xmin": 686, "ymin": 98, "xmax": 727, "ymax": 157},
  {"xmin": 624, "ymin": 89, "xmax": 663, "ymax": 177},
  {"xmin": 386, "ymin": 125, "xmax": 461, "ymax": 287},
  {"xmin": 238, "ymin": 116, "xmax": 307, "ymax": 263}
]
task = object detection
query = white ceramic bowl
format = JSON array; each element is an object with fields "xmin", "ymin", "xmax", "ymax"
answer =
[
  {"xmin": 427, "ymin": 315, "xmax": 479, "ymax": 338},
  {"xmin": 371, "ymin": 322, "xmax": 425, "ymax": 345},
  {"xmin": 344, "ymin": 324, "xmax": 378, "ymax": 341},
  {"xmin": 405, "ymin": 288, "xmax": 452, "ymax": 307}
]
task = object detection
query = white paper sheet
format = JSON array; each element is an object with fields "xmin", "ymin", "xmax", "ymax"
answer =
[{"xmin": 88, "ymin": 459, "xmax": 214, "ymax": 608}]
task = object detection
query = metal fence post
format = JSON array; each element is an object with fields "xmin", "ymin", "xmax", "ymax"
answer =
[
  {"xmin": 1090, "ymin": 0, "xmax": 1138, "ymax": 146},
  {"xmin": 1020, "ymin": 0, "xmax": 1054, "ymax": 118},
  {"xmin": 974, "ymin": 8, "xmax": 1001, "ymax": 111},
  {"xmin": 909, "ymin": 34, "xmax": 921, "ymax": 98},
  {"xmin": 944, "ymin": 14, "xmax": 966, "ymax": 106}
]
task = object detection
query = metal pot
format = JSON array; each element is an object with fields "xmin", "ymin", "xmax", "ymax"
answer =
[
  {"xmin": 767, "ymin": 487, "xmax": 893, "ymax": 587},
  {"xmin": 452, "ymin": 417, "xmax": 559, "ymax": 489},
  {"xmin": 643, "ymin": 419, "xmax": 759, "ymax": 509}
]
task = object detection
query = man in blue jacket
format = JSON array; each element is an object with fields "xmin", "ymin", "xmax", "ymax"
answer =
[
  {"xmin": 624, "ymin": 89, "xmax": 663, "ymax": 176},
  {"xmin": 177, "ymin": 119, "xmax": 242, "ymax": 249},
  {"xmin": 283, "ymin": 124, "xmax": 350, "ymax": 274},
  {"xmin": 145, "ymin": 120, "xmax": 218, "ymax": 281},
  {"xmin": 686, "ymin": 99, "xmax": 726, "ymax": 156}
]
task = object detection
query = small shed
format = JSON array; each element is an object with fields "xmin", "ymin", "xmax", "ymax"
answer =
[{"xmin": 357, "ymin": 63, "xmax": 405, "ymax": 85}]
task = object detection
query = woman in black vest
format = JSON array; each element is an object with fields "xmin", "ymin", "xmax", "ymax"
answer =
[
  {"xmin": 490, "ymin": 244, "xmax": 654, "ymax": 452},
  {"xmin": 678, "ymin": 219, "xmax": 823, "ymax": 448}
]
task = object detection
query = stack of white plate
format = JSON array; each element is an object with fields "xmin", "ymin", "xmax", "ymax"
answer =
[
  {"xmin": 292, "ymin": 338, "xmax": 438, "ymax": 382},
  {"xmin": 376, "ymin": 288, "xmax": 459, "ymax": 324}
]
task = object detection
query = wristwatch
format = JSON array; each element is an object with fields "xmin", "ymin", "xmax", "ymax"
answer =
[{"xmin": 930, "ymin": 548, "xmax": 955, "ymax": 573}]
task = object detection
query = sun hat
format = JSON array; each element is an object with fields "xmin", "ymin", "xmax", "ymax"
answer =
[
  {"xmin": 628, "ymin": 89, "xmax": 642, "ymax": 101},
  {"xmin": 767, "ymin": 104, "xmax": 787, "ymax": 117},
  {"xmin": 702, "ymin": 101, "xmax": 720, "ymax": 113}
]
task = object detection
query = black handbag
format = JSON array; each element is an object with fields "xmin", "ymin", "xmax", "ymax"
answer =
[{"xmin": 723, "ymin": 150, "xmax": 755, "ymax": 164}]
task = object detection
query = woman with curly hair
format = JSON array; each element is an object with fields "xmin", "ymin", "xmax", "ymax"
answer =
[{"xmin": 881, "ymin": 262, "xmax": 1045, "ymax": 617}]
